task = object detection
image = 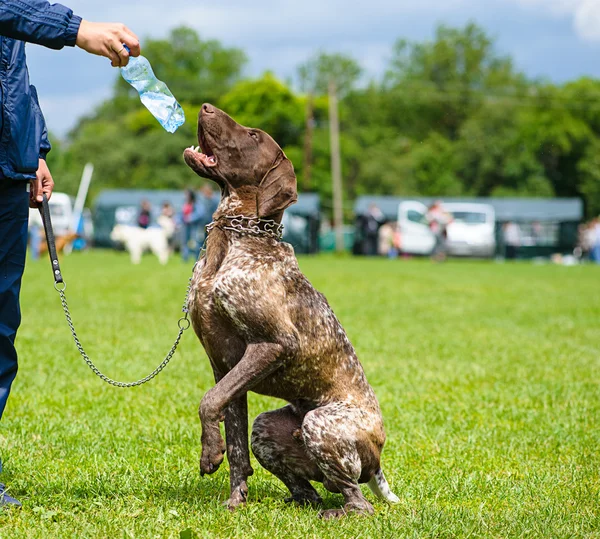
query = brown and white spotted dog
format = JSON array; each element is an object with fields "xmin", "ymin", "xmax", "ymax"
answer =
[{"xmin": 183, "ymin": 104, "xmax": 398, "ymax": 519}]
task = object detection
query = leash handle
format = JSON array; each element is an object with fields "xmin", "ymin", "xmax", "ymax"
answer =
[{"xmin": 39, "ymin": 193, "xmax": 64, "ymax": 284}]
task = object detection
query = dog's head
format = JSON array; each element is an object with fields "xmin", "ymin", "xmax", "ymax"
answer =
[
  {"xmin": 110, "ymin": 224, "xmax": 126, "ymax": 243},
  {"xmin": 183, "ymin": 104, "xmax": 297, "ymax": 220}
]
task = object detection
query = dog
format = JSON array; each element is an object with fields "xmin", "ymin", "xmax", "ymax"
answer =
[
  {"xmin": 38, "ymin": 231, "xmax": 79, "ymax": 256},
  {"xmin": 110, "ymin": 224, "xmax": 169, "ymax": 265},
  {"xmin": 183, "ymin": 104, "xmax": 398, "ymax": 519}
]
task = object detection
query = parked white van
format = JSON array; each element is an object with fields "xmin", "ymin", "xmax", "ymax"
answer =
[
  {"xmin": 397, "ymin": 201, "xmax": 496, "ymax": 257},
  {"xmin": 444, "ymin": 203, "xmax": 496, "ymax": 257}
]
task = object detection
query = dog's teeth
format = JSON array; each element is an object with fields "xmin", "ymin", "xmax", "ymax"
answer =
[{"xmin": 195, "ymin": 146, "xmax": 201, "ymax": 153}]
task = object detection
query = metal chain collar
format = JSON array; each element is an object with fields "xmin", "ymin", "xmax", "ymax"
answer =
[{"xmin": 207, "ymin": 215, "xmax": 284, "ymax": 240}]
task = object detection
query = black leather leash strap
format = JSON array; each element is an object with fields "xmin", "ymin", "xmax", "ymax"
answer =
[{"xmin": 39, "ymin": 193, "xmax": 64, "ymax": 284}]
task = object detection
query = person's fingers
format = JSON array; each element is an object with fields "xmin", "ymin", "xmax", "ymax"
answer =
[
  {"xmin": 43, "ymin": 176, "xmax": 54, "ymax": 201},
  {"xmin": 120, "ymin": 31, "xmax": 140, "ymax": 57},
  {"xmin": 123, "ymin": 25, "xmax": 139, "ymax": 41},
  {"xmin": 115, "ymin": 42, "xmax": 130, "ymax": 66},
  {"xmin": 106, "ymin": 45, "xmax": 121, "ymax": 67},
  {"xmin": 29, "ymin": 177, "xmax": 42, "ymax": 207}
]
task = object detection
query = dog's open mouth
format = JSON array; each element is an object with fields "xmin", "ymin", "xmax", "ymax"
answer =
[
  {"xmin": 184, "ymin": 144, "xmax": 218, "ymax": 168},
  {"xmin": 184, "ymin": 128, "xmax": 218, "ymax": 169}
]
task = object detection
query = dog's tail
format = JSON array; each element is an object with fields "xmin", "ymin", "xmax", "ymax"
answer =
[{"xmin": 367, "ymin": 468, "xmax": 400, "ymax": 503}]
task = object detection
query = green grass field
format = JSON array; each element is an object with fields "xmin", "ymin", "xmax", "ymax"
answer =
[{"xmin": 1, "ymin": 251, "xmax": 598, "ymax": 538}]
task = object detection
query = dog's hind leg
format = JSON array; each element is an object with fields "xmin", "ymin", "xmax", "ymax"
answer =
[
  {"xmin": 302, "ymin": 403, "xmax": 384, "ymax": 519},
  {"xmin": 251, "ymin": 405, "xmax": 323, "ymax": 506}
]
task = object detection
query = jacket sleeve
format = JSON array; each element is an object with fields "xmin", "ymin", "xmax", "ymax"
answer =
[
  {"xmin": 0, "ymin": 0, "xmax": 81, "ymax": 49},
  {"xmin": 30, "ymin": 84, "xmax": 51, "ymax": 159}
]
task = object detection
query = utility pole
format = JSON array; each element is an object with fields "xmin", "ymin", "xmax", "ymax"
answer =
[
  {"xmin": 302, "ymin": 92, "xmax": 314, "ymax": 192},
  {"xmin": 328, "ymin": 78, "xmax": 344, "ymax": 253}
]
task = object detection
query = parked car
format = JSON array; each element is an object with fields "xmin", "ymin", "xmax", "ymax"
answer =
[
  {"xmin": 396, "ymin": 201, "xmax": 496, "ymax": 257},
  {"xmin": 444, "ymin": 202, "xmax": 496, "ymax": 258}
]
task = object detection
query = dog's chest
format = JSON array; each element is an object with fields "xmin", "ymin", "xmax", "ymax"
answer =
[{"xmin": 188, "ymin": 242, "xmax": 289, "ymax": 336}]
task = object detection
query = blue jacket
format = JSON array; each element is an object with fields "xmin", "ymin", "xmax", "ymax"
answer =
[{"xmin": 0, "ymin": 0, "xmax": 81, "ymax": 180}]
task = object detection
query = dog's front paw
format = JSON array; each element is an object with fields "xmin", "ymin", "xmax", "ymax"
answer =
[
  {"xmin": 200, "ymin": 432, "xmax": 226, "ymax": 476},
  {"xmin": 226, "ymin": 482, "xmax": 249, "ymax": 511}
]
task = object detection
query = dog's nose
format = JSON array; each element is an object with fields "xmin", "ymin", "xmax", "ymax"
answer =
[{"xmin": 202, "ymin": 103, "xmax": 215, "ymax": 114}]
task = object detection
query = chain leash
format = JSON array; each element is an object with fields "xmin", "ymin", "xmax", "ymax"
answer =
[
  {"xmin": 41, "ymin": 197, "xmax": 283, "ymax": 388},
  {"xmin": 53, "ymin": 277, "xmax": 192, "ymax": 387},
  {"xmin": 52, "ymin": 246, "xmax": 200, "ymax": 388}
]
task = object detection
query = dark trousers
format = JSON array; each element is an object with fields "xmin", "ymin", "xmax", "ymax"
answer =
[
  {"xmin": 505, "ymin": 245, "xmax": 518, "ymax": 260},
  {"xmin": 0, "ymin": 181, "xmax": 28, "ymax": 420}
]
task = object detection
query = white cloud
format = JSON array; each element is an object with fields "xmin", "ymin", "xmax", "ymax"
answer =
[
  {"xmin": 573, "ymin": 1, "xmax": 600, "ymax": 41},
  {"xmin": 509, "ymin": 0, "xmax": 600, "ymax": 41}
]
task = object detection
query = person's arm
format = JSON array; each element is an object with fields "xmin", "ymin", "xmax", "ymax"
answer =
[
  {"xmin": 0, "ymin": 0, "xmax": 81, "ymax": 49},
  {"xmin": 0, "ymin": 0, "xmax": 140, "ymax": 66},
  {"xmin": 27, "ymin": 84, "xmax": 53, "ymax": 207}
]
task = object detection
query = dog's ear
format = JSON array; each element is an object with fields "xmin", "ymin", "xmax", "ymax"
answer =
[{"xmin": 257, "ymin": 153, "xmax": 298, "ymax": 218}]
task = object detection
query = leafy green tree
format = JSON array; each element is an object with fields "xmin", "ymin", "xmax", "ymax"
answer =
[
  {"xmin": 578, "ymin": 138, "xmax": 600, "ymax": 216},
  {"xmin": 298, "ymin": 52, "xmax": 362, "ymax": 97},
  {"xmin": 220, "ymin": 72, "xmax": 305, "ymax": 147},
  {"xmin": 385, "ymin": 22, "xmax": 526, "ymax": 140},
  {"xmin": 115, "ymin": 26, "xmax": 247, "ymax": 106},
  {"xmin": 52, "ymin": 27, "xmax": 246, "ymax": 197},
  {"xmin": 48, "ymin": 22, "xmax": 600, "ymax": 219}
]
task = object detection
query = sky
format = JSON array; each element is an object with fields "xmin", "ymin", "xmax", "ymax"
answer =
[{"xmin": 23, "ymin": 0, "xmax": 600, "ymax": 137}]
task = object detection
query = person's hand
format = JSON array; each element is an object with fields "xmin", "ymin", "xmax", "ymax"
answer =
[
  {"xmin": 29, "ymin": 159, "xmax": 54, "ymax": 208},
  {"xmin": 75, "ymin": 20, "xmax": 140, "ymax": 67}
]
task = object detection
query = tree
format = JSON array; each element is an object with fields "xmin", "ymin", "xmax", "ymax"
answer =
[
  {"xmin": 220, "ymin": 72, "xmax": 304, "ymax": 148},
  {"xmin": 115, "ymin": 26, "xmax": 247, "ymax": 106},
  {"xmin": 385, "ymin": 23, "xmax": 527, "ymax": 140},
  {"xmin": 48, "ymin": 22, "xmax": 600, "ymax": 220},
  {"xmin": 298, "ymin": 52, "xmax": 362, "ymax": 98},
  {"xmin": 52, "ymin": 28, "xmax": 247, "ymax": 198}
]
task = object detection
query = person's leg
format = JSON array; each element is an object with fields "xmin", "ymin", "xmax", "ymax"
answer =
[
  {"xmin": 190, "ymin": 224, "xmax": 200, "ymax": 260},
  {"xmin": 0, "ymin": 181, "xmax": 28, "ymax": 508},
  {"xmin": 0, "ymin": 181, "xmax": 28, "ymax": 420},
  {"xmin": 181, "ymin": 224, "xmax": 191, "ymax": 262}
]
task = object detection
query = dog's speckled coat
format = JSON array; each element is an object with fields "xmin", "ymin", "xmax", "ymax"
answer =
[{"xmin": 183, "ymin": 104, "xmax": 397, "ymax": 518}]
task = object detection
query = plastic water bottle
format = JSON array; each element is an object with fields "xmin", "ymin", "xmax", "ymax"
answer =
[{"xmin": 120, "ymin": 46, "xmax": 185, "ymax": 133}]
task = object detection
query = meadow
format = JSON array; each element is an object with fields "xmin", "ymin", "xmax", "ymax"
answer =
[{"xmin": 1, "ymin": 251, "xmax": 598, "ymax": 538}]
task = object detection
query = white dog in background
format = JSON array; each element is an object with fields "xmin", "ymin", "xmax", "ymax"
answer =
[{"xmin": 110, "ymin": 224, "xmax": 170, "ymax": 265}]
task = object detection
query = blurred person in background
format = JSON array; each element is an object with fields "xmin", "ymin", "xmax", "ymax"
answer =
[
  {"xmin": 157, "ymin": 201, "xmax": 176, "ymax": 247},
  {"xmin": 198, "ymin": 184, "xmax": 219, "ymax": 244},
  {"xmin": 137, "ymin": 199, "xmax": 152, "ymax": 229},
  {"xmin": 576, "ymin": 221, "xmax": 593, "ymax": 261},
  {"xmin": 202, "ymin": 185, "xmax": 219, "ymax": 222},
  {"xmin": 503, "ymin": 221, "xmax": 521, "ymax": 260},
  {"xmin": 426, "ymin": 200, "xmax": 452, "ymax": 262},
  {"xmin": 362, "ymin": 203, "xmax": 384, "ymax": 256},
  {"xmin": 590, "ymin": 217, "xmax": 600, "ymax": 264},
  {"xmin": 181, "ymin": 189, "xmax": 204, "ymax": 262},
  {"xmin": 378, "ymin": 221, "xmax": 401, "ymax": 258},
  {"xmin": 0, "ymin": 0, "xmax": 140, "ymax": 507}
]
